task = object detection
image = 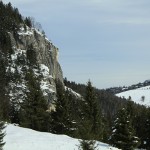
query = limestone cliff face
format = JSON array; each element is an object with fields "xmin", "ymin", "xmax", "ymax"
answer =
[
  {"xmin": 18, "ymin": 29, "xmax": 63, "ymax": 82},
  {"xmin": 8, "ymin": 26, "xmax": 64, "ymax": 105}
]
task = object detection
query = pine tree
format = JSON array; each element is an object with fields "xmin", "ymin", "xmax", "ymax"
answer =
[
  {"xmin": 78, "ymin": 140, "xmax": 97, "ymax": 150},
  {"xmin": 78, "ymin": 80, "xmax": 103, "ymax": 150},
  {"xmin": 145, "ymin": 108, "xmax": 150, "ymax": 149},
  {"xmin": 79, "ymin": 80, "xmax": 103, "ymax": 141},
  {"xmin": 126, "ymin": 98, "xmax": 135, "ymax": 119},
  {"xmin": 0, "ymin": 121, "xmax": 5, "ymax": 150},
  {"xmin": 26, "ymin": 44, "xmax": 37, "ymax": 66},
  {"xmin": 110, "ymin": 108, "xmax": 140, "ymax": 150},
  {"xmin": 20, "ymin": 70, "xmax": 49, "ymax": 132},
  {"xmin": 24, "ymin": 17, "xmax": 32, "ymax": 27},
  {"xmin": 0, "ymin": 53, "xmax": 10, "ymax": 121},
  {"xmin": 0, "ymin": 1, "xmax": 23, "ymax": 32},
  {"xmin": 126, "ymin": 100, "xmax": 147, "ymax": 148},
  {"xmin": 50, "ymin": 80, "xmax": 73, "ymax": 136}
]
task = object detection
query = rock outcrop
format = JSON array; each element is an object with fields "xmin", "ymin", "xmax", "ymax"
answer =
[{"xmin": 8, "ymin": 26, "xmax": 64, "ymax": 106}]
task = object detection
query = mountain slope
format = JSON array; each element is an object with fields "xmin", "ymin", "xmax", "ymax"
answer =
[
  {"xmin": 116, "ymin": 85, "xmax": 150, "ymax": 107},
  {"xmin": 106, "ymin": 80, "xmax": 150, "ymax": 94},
  {"xmin": 4, "ymin": 124, "xmax": 120, "ymax": 150},
  {"xmin": 0, "ymin": 1, "xmax": 64, "ymax": 116}
]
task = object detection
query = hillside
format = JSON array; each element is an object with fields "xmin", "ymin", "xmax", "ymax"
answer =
[
  {"xmin": 0, "ymin": 1, "xmax": 63, "ymax": 122},
  {"xmin": 106, "ymin": 80, "xmax": 150, "ymax": 94},
  {"xmin": 4, "ymin": 124, "xmax": 120, "ymax": 150},
  {"xmin": 116, "ymin": 85, "xmax": 150, "ymax": 107},
  {"xmin": 64, "ymin": 78, "xmax": 127, "ymax": 119}
]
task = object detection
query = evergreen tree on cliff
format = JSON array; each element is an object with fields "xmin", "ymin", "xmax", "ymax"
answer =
[
  {"xmin": 110, "ymin": 108, "xmax": 140, "ymax": 150},
  {"xmin": 20, "ymin": 70, "xmax": 49, "ymax": 132},
  {"xmin": 0, "ymin": 54, "xmax": 10, "ymax": 121}
]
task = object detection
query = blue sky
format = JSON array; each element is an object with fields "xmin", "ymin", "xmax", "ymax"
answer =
[{"xmin": 4, "ymin": 0, "xmax": 150, "ymax": 88}]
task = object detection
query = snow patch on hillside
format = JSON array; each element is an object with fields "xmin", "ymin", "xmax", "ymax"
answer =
[
  {"xmin": 18, "ymin": 26, "xmax": 51, "ymax": 43},
  {"xmin": 4, "ymin": 124, "xmax": 120, "ymax": 150},
  {"xmin": 116, "ymin": 85, "xmax": 150, "ymax": 107},
  {"xmin": 6, "ymin": 48, "xmax": 28, "ymax": 104},
  {"xmin": 39, "ymin": 64, "xmax": 55, "ymax": 95},
  {"xmin": 65, "ymin": 86, "xmax": 81, "ymax": 98}
]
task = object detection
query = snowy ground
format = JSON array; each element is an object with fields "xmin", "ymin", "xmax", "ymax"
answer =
[
  {"xmin": 4, "ymin": 124, "xmax": 120, "ymax": 150},
  {"xmin": 116, "ymin": 85, "xmax": 150, "ymax": 107}
]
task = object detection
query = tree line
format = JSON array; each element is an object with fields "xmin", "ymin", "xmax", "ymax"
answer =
[
  {"xmin": 1, "ymin": 77, "xmax": 150, "ymax": 150},
  {"xmin": 64, "ymin": 78, "xmax": 150, "ymax": 149}
]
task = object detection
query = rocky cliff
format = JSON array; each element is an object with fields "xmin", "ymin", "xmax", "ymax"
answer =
[{"xmin": 7, "ymin": 26, "xmax": 64, "ymax": 107}]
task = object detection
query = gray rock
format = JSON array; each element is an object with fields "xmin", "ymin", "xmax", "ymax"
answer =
[{"xmin": 8, "ymin": 27, "xmax": 64, "ymax": 107}]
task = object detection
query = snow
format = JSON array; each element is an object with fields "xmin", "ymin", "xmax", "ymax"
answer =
[
  {"xmin": 39, "ymin": 64, "xmax": 55, "ymax": 95},
  {"xmin": 7, "ymin": 48, "xmax": 28, "ymax": 104},
  {"xmin": 18, "ymin": 26, "xmax": 50, "ymax": 41},
  {"xmin": 18, "ymin": 26, "xmax": 33, "ymax": 36},
  {"xmin": 18, "ymin": 30, "xmax": 33, "ymax": 36},
  {"xmin": 45, "ymin": 37, "xmax": 50, "ymax": 42},
  {"xmin": 18, "ymin": 27, "xmax": 33, "ymax": 36},
  {"xmin": 65, "ymin": 86, "xmax": 81, "ymax": 98},
  {"xmin": 116, "ymin": 85, "xmax": 150, "ymax": 107},
  {"xmin": 18, "ymin": 27, "xmax": 42, "ymax": 37},
  {"xmin": 4, "ymin": 124, "xmax": 120, "ymax": 150},
  {"xmin": 40, "ymin": 64, "xmax": 50, "ymax": 78}
]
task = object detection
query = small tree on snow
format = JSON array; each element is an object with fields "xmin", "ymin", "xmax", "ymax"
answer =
[
  {"xmin": 141, "ymin": 96, "xmax": 145, "ymax": 102},
  {"xmin": 109, "ymin": 108, "xmax": 140, "ymax": 150},
  {"xmin": 78, "ymin": 140, "xmax": 97, "ymax": 150}
]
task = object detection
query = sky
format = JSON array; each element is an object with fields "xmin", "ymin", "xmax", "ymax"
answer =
[{"xmin": 3, "ymin": 0, "xmax": 150, "ymax": 88}]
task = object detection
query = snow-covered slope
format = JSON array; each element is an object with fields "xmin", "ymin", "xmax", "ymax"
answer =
[
  {"xmin": 116, "ymin": 85, "xmax": 150, "ymax": 107},
  {"xmin": 4, "ymin": 124, "xmax": 119, "ymax": 150},
  {"xmin": 65, "ymin": 86, "xmax": 82, "ymax": 98}
]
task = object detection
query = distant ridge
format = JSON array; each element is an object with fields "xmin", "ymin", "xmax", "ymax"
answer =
[
  {"xmin": 106, "ymin": 79, "xmax": 150, "ymax": 94},
  {"xmin": 116, "ymin": 85, "xmax": 150, "ymax": 107}
]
